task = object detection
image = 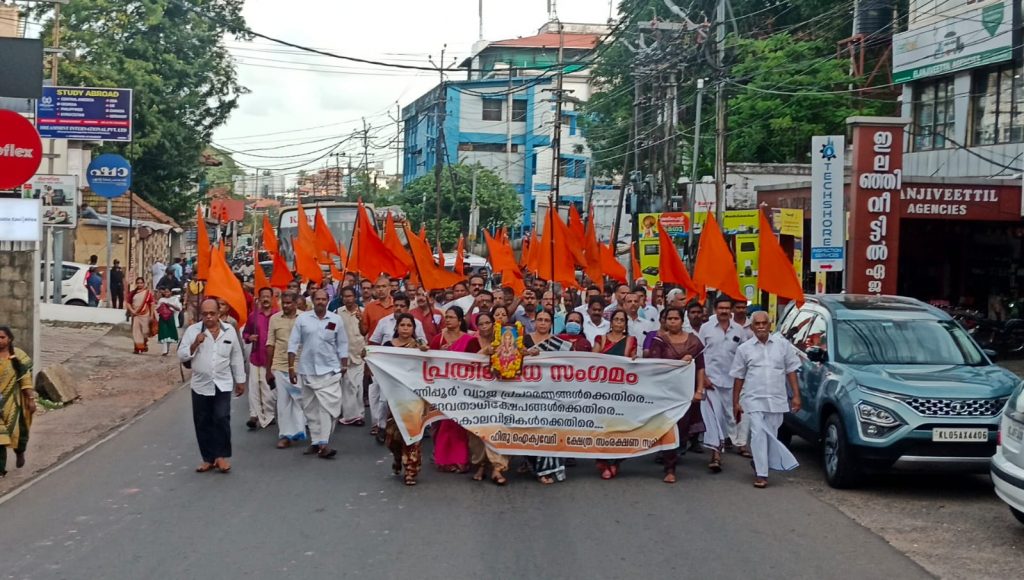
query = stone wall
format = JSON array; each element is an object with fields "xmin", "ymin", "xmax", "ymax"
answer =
[{"xmin": 0, "ymin": 248, "xmax": 36, "ymax": 362}]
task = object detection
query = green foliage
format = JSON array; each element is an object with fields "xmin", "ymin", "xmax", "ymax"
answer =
[
  {"xmin": 201, "ymin": 146, "xmax": 246, "ymax": 195},
  {"xmin": 38, "ymin": 0, "xmax": 249, "ymax": 223},
  {"xmin": 388, "ymin": 164, "xmax": 522, "ymax": 250}
]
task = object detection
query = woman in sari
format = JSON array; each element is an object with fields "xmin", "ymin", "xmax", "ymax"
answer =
[
  {"xmin": 463, "ymin": 311, "xmax": 509, "ymax": 485},
  {"xmin": 647, "ymin": 307, "xmax": 707, "ymax": 484},
  {"xmin": 491, "ymin": 304, "xmax": 510, "ymax": 327},
  {"xmin": 555, "ymin": 311, "xmax": 592, "ymax": 352},
  {"xmin": 522, "ymin": 310, "xmax": 568, "ymax": 484},
  {"xmin": 593, "ymin": 309, "xmax": 638, "ymax": 358},
  {"xmin": 427, "ymin": 306, "xmax": 474, "ymax": 473},
  {"xmin": 383, "ymin": 313, "xmax": 428, "ymax": 485},
  {"xmin": 0, "ymin": 326, "xmax": 35, "ymax": 477},
  {"xmin": 126, "ymin": 277, "xmax": 154, "ymax": 354}
]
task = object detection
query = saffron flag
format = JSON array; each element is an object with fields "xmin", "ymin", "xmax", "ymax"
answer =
[
  {"xmin": 383, "ymin": 212, "xmax": 413, "ymax": 269},
  {"xmin": 206, "ymin": 242, "xmax": 248, "ymax": 328},
  {"xmin": 454, "ymin": 234, "xmax": 465, "ymax": 276},
  {"xmin": 195, "ymin": 206, "xmax": 211, "ymax": 280},
  {"xmin": 437, "ymin": 243, "xmax": 446, "ymax": 268},
  {"xmin": 657, "ymin": 224, "xmax": 699, "ymax": 300},
  {"xmin": 537, "ymin": 207, "xmax": 578, "ymax": 287},
  {"xmin": 484, "ymin": 229, "xmax": 525, "ymax": 294},
  {"xmin": 348, "ymin": 201, "xmax": 407, "ymax": 280},
  {"xmin": 567, "ymin": 204, "xmax": 586, "ymax": 248},
  {"xmin": 269, "ymin": 252, "xmax": 293, "ymax": 290},
  {"xmin": 338, "ymin": 242, "xmax": 349, "ymax": 268},
  {"xmin": 583, "ymin": 214, "xmax": 604, "ymax": 291},
  {"xmin": 519, "ymin": 234, "xmax": 531, "ymax": 271},
  {"xmin": 554, "ymin": 207, "xmax": 587, "ymax": 268},
  {"xmin": 296, "ymin": 201, "xmax": 317, "ymax": 254},
  {"xmin": 261, "ymin": 214, "xmax": 278, "ymax": 255},
  {"xmin": 757, "ymin": 209, "xmax": 805, "ymax": 306},
  {"xmin": 600, "ymin": 242, "xmax": 627, "ymax": 284},
  {"xmin": 293, "ymin": 236, "xmax": 324, "ymax": 284},
  {"xmin": 405, "ymin": 224, "xmax": 464, "ymax": 291},
  {"xmin": 693, "ymin": 212, "xmax": 744, "ymax": 303},
  {"xmin": 313, "ymin": 208, "xmax": 341, "ymax": 261},
  {"xmin": 631, "ymin": 244, "xmax": 642, "ymax": 284},
  {"xmin": 253, "ymin": 248, "xmax": 272, "ymax": 293}
]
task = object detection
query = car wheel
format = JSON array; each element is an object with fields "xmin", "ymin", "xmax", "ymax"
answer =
[
  {"xmin": 66, "ymin": 299, "xmax": 87, "ymax": 307},
  {"xmin": 823, "ymin": 413, "xmax": 862, "ymax": 489},
  {"xmin": 778, "ymin": 423, "xmax": 793, "ymax": 448},
  {"xmin": 1011, "ymin": 507, "xmax": 1024, "ymax": 525}
]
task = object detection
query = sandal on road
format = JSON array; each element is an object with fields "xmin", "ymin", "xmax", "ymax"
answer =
[{"xmin": 195, "ymin": 462, "xmax": 215, "ymax": 473}]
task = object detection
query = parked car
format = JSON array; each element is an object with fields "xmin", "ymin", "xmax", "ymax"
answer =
[
  {"xmin": 777, "ymin": 294, "xmax": 1019, "ymax": 488},
  {"xmin": 39, "ymin": 261, "xmax": 90, "ymax": 306},
  {"xmin": 992, "ymin": 380, "xmax": 1024, "ymax": 525}
]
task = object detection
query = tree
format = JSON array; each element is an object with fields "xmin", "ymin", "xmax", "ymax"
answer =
[
  {"xmin": 387, "ymin": 164, "xmax": 521, "ymax": 250},
  {"xmin": 38, "ymin": 0, "xmax": 249, "ymax": 223}
]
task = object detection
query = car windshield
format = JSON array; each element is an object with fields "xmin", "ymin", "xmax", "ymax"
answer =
[{"xmin": 835, "ymin": 319, "xmax": 986, "ymax": 366}]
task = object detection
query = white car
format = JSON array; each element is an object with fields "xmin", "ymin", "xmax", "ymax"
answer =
[
  {"xmin": 39, "ymin": 261, "xmax": 91, "ymax": 306},
  {"xmin": 992, "ymin": 380, "xmax": 1024, "ymax": 525}
]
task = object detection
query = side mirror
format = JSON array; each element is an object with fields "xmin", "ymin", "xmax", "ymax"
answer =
[
  {"xmin": 983, "ymin": 348, "xmax": 999, "ymax": 362},
  {"xmin": 806, "ymin": 346, "xmax": 828, "ymax": 363}
]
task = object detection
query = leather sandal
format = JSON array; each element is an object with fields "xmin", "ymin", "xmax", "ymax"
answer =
[
  {"xmin": 195, "ymin": 462, "xmax": 214, "ymax": 473},
  {"xmin": 276, "ymin": 438, "xmax": 292, "ymax": 449},
  {"xmin": 663, "ymin": 471, "xmax": 677, "ymax": 484},
  {"xmin": 317, "ymin": 447, "xmax": 337, "ymax": 459}
]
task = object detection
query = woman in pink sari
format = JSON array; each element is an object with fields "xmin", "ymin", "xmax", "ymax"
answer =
[{"xmin": 427, "ymin": 306, "xmax": 474, "ymax": 473}]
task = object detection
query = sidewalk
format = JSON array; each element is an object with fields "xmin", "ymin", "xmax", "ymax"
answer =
[{"xmin": 0, "ymin": 323, "xmax": 184, "ymax": 495}]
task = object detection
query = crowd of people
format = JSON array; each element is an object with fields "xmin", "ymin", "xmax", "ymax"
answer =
[{"xmin": 173, "ymin": 262, "xmax": 803, "ymax": 490}]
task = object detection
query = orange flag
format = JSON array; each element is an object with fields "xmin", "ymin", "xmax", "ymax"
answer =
[
  {"xmin": 631, "ymin": 244, "xmax": 643, "ymax": 284},
  {"xmin": 337, "ymin": 242, "xmax": 349, "ymax": 268},
  {"xmin": 404, "ymin": 224, "xmax": 465, "ymax": 291},
  {"xmin": 693, "ymin": 212, "xmax": 744, "ymax": 303},
  {"xmin": 518, "ymin": 234, "xmax": 531, "ymax": 270},
  {"xmin": 658, "ymin": 223, "xmax": 699, "ymax": 299},
  {"xmin": 583, "ymin": 214, "xmax": 604, "ymax": 291},
  {"xmin": 525, "ymin": 228, "xmax": 540, "ymax": 275},
  {"xmin": 261, "ymin": 214, "xmax": 278, "ymax": 255},
  {"xmin": 418, "ymin": 225, "xmax": 427, "ymax": 241},
  {"xmin": 538, "ymin": 207, "xmax": 578, "ymax": 287},
  {"xmin": 313, "ymin": 208, "xmax": 340, "ymax": 262},
  {"xmin": 757, "ymin": 209, "xmax": 805, "ymax": 306},
  {"xmin": 600, "ymin": 242, "xmax": 627, "ymax": 284},
  {"xmin": 554, "ymin": 208, "xmax": 587, "ymax": 268},
  {"xmin": 206, "ymin": 242, "xmax": 248, "ymax": 328},
  {"xmin": 195, "ymin": 206, "xmax": 211, "ymax": 280},
  {"xmin": 296, "ymin": 201, "xmax": 317, "ymax": 254},
  {"xmin": 347, "ymin": 201, "xmax": 408, "ymax": 280},
  {"xmin": 484, "ymin": 229, "xmax": 525, "ymax": 294},
  {"xmin": 329, "ymin": 262, "xmax": 345, "ymax": 282},
  {"xmin": 269, "ymin": 251, "xmax": 293, "ymax": 290},
  {"xmin": 383, "ymin": 212, "xmax": 413, "ymax": 269},
  {"xmin": 567, "ymin": 204, "xmax": 587, "ymax": 261},
  {"xmin": 437, "ymin": 243, "xmax": 446, "ymax": 268},
  {"xmin": 454, "ymin": 234, "xmax": 465, "ymax": 276},
  {"xmin": 293, "ymin": 236, "xmax": 324, "ymax": 284},
  {"xmin": 253, "ymin": 248, "xmax": 272, "ymax": 293}
]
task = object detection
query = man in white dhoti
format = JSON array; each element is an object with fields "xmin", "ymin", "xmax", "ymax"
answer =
[
  {"xmin": 698, "ymin": 295, "xmax": 754, "ymax": 472},
  {"xmin": 336, "ymin": 286, "xmax": 367, "ymax": 427},
  {"xmin": 266, "ymin": 291, "xmax": 304, "ymax": 448},
  {"xmin": 287, "ymin": 289, "xmax": 349, "ymax": 459},
  {"xmin": 730, "ymin": 311, "xmax": 802, "ymax": 488}
]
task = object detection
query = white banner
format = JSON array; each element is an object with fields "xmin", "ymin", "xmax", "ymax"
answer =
[
  {"xmin": 810, "ymin": 135, "xmax": 845, "ymax": 272},
  {"xmin": 19, "ymin": 174, "xmax": 78, "ymax": 228},
  {"xmin": 365, "ymin": 347, "xmax": 695, "ymax": 458},
  {"xmin": 0, "ymin": 199, "xmax": 42, "ymax": 242}
]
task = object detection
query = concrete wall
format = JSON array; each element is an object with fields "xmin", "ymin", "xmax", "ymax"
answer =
[{"xmin": 0, "ymin": 249, "xmax": 36, "ymax": 362}]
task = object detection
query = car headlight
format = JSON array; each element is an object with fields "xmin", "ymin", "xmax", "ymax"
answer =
[{"xmin": 856, "ymin": 401, "xmax": 903, "ymax": 438}]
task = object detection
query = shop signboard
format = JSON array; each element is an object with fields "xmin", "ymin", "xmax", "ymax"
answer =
[
  {"xmin": 810, "ymin": 135, "xmax": 845, "ymax": 272},
  {"xmin": 36, "ymin": 86, "xmax": 133, "ymax": 142},
  {"xmin": 892, "ymin": 1, "xmax": 1012, "ymax": 83},
  {"xmin": 0, "ymin": 109, "xmax": 43, "ymax": 190},
  {"xmin": 86, "ymin": 154, "xmax": 132, "ymax": 199},
  {"xmin": 19, "ymin": 174, "xmax": 78, "ymax": 228},
  {"xmin": 0, "ymin": 199, "xmax": 42, "ymax": 242}
]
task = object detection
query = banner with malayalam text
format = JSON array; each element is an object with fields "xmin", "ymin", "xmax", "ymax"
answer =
[{"xmin": 365, "ymin": 347, "xmax": 695, "ymax": 458}]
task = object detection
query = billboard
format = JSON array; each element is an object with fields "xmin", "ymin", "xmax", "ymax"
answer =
[
  {"xmin": 810, "ymin": 135, "xmax": 845, "ymax": 272},
  {"xmin": 19, "ymin": 174, "xmax": 78, "ymax": 228},
  {"xmin": 36, "ymin": 86, "xmax": 133, "ymax": 142}
]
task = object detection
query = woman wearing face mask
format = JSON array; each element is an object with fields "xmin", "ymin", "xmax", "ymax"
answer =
[
  {"xmin": 383, "ymin": 313, "xmax": 428, "ymax": 485},
  {"xmin": 463, "ymin": 312, "xmax": 509, "ymax": 485},
  {"xmin": 556, "ymin": 311, "xmax": 592, "ymax": 352}
]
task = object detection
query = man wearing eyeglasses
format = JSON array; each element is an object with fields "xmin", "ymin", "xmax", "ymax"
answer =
[{"xmin": 363, "ymin": 274, "xmax": 395, "ymax": 340}]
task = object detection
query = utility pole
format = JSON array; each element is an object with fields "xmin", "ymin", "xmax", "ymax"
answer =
[
  {"xmin": 688, "ymin": 78, "xmax": 705, "ymax": 265},
  {"xmin": 394, "ymin": 103, "xmax": 401, "ymax": 189},
  {"xmin": 547, "ymin": 22, "xmax": 566, "ymax": 210},
  {"xmin": 469, "ymin": 169, "xmax": 479, "ymax": 247},
  {"xmin": 432, "ymin": 46, "xmax": 448, "ymax": 250},
  {"xmin": 714, "ymin": 0, "xmax": 728, "ymax": 224},
  {"xmin": 49, "ymin": 2, "xmax": 62, "ymax": 305},
  {"xmin": 361, "ymin": 117, "xmax": 370, "ymax": 200}
]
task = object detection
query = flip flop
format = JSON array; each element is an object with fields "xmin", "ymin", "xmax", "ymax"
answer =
[{"xmin": 317, "ymin": 447, "xmax": 338, "ymax": 459}]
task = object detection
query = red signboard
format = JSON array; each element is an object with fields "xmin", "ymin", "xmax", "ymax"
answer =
[
  {"xmin": 0, "ymin": 109, "xmax": 43, "ymax": 190},
  {"xmin": 900, "ymin": 183, "xmax": 1022, "ymax": 220},
  {"xmin": 847, "ymin": 119, "xmax": 905, "ymax": 295}
]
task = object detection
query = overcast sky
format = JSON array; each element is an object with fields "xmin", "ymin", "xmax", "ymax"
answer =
[{"xmin": 212, "ymin": 0, "xmax": 615, "ymax": 179}]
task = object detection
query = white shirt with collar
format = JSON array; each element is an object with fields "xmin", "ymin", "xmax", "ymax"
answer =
[
  {"xmin": 583, "ymin": 316, "xmax": 610, "ymax": 344},
  {"xmin": 638, "ymin": 304, "xmax": 659, "ymax": 322},
  {"xmin": 442, "ymin": 295, "xmax": 476, "ymax": 315},
  {"xmin": 287, "ymin": 309, "xmax": 350, "ymax": 376},
  {"xmin": 178, "ymin": 321, "xmax": 246, "ymax": 396},
  {"xmin": 699, "ymin": 319, "xmax": 754, "ymax": 389},
  {"xmin": 729, "ymin": 334, "xmax": 801, "ymax": 413},
  {"xmin": 626, "ymin": 314, "xmax": 658, "ymax": 342},
  {"xmin": 369, "ymin": 312, "xmax": 427, "ymax": 345}
]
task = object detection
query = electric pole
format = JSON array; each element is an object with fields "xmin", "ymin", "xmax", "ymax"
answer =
[
  {"xmin": 547, "ymin": 21, "xmax": 566, "ymax": 211},
  {"xmin": 714, "ymin": 0, "xmax": 729, "ymax": 224},
  {"xmin": 361, "ymin": 117, "xmax": 371, "ymax": 201},
  {"xmin": 432, "ymin": 46, "xmax": 448, "ymax": 250}
]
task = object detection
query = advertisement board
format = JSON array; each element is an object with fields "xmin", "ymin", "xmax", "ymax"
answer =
[
  {"xmin": 19, "ymin": 174, "xmax": 78, "ymax": 228},
  {"xmin": 86, "ymin": 154, "xmax": 131, "ymax": 199},
  {"xmin": 810, "ymin": 135, "xmax": 845, "ymax": 272},
  {"xmin": 36, "ymin": 86, "xmax": 133, "ymax": 142},
  {"xmin": 0, "ymin": 199, "xmax": 42, "ymax": 242},
  {"xmin": 892, "ymin": 1, "xmax": 1012, "ymax": 83}
]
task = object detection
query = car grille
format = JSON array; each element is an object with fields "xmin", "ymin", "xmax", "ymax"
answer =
[{"xmin": 903, "ymin": 397, "xmax": 1005, "ymax": 417}]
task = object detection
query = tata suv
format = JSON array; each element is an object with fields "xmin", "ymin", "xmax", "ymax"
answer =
[{"xmin": 777, "ymin": 295, "xmax": 1019, "ymax": 488}]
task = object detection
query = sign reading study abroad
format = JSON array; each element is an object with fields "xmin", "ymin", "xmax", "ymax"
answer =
[
  {"xmin": 36, "ymin": 86, "xmax": 133, "ymax": 142},
  {"xmin": 366, "ymin": 348, "xmax": 696, "ymax": 458},
  {"xmin": 0, "ymin": 109, "xmax": 43, "ymax": 190}
]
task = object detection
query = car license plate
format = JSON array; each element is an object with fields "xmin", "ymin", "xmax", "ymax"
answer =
[
  {"xmin": 1006, "ymin": 421, "xmax": 1024, "ymax": 444},
  {"xmin": 932, "ymin": 428, "xmax": 988, "ymax": 442}
]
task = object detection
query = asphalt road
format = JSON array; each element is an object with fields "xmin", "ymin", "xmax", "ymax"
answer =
[{"xmin": 0, "ymin": 387, "xmax": 932, "ymax": 580}]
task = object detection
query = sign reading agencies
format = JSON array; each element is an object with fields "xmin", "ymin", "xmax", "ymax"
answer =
[
  {"xmin": 810, "ymin": 135, "xmax": 845, "ymax": 272},
  {"xmin": 36, "ymin": 86, "xmax": 133, "ymax": 142}
]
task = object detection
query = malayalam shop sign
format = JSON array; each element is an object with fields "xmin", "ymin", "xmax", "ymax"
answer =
[
  {"xmin": 86, "ymin": 154, "xmax": 132, "ymax": 199},
  {"xmin": 0, "ymin": 108, "xmax": 43, "ymax": 190},
  {"xmin": 36, "ymin": 86, "xmax": 133, "ymax": 142}
]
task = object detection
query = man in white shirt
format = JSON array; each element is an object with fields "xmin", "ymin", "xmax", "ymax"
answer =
[
  {"xmin": 698, "ymin": 295, "xmax": 755, "ymax": 471},
  {"xmin": 337, "ymin": 285, "xmax": 368, "ymax": 427},
  {"xmin": 573, "ymin": 285, "xmax": 602, "ymax": 316},
  {"xmin": 443, "ymin": 280, "xmax": 475, "ymax": 314},
  {"xmin": 266, "ymin": 291, "xmax": 304, "ymax": 448},
  {"xmin": 733, "ymin": 300, "xmax": 752, "ymax": 328},
  {"xmin": 583, "ymin": 297, "xmax": 610, "ymax": 343},
  {"xmin": 369, "ymin": 292, "xmax": 426, "ymax": 345},
  {"xmin": 151, "ymin": 259, "xmax": 166, "ymax": 289},
  {"xmin": 730, "ymin": 311, "xmax": 802, "ymax": 488},
  {"xmin": 178, "ymin": 299, "xmax": 246, "ymax": 474},
  {"xmin": 623, "ymin": 290, "xmax": 658, "ymax": 344},
  {"xmin": 287, "ymin": 289, "xmax": 349, "ymax": 459}
]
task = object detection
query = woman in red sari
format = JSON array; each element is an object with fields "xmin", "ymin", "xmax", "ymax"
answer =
[
  {"xmin": 427, "ymin": 306, "xmax": 474, "ymax": 473},
  {"xmin": 126, "ymin": 277, "xmax": 155, "ymax": 354},
  {"xmin": 646, "ymin": 306, "xmax": 707, "ymax": 484},
  {"xmin": 592, "ymin": 309, "xmax": 637, "ymax": 358}
]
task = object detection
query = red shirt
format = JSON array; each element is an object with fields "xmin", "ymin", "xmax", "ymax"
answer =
[
  {"xmin": 363, "ymin": 298, "xmax": 394, "ymax": 339},
  {"xmin": 411, "ymin": 306, "xmax": 443, "ymax": 344}
]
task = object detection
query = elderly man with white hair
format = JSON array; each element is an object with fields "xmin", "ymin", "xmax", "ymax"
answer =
[{"xmin": 729, "ymin": 310, "xmax": 802, "ymax": 488}]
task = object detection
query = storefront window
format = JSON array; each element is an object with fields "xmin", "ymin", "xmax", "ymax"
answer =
[
  {"xmin": 971, "ymin": 62, "xmax": 1024, "ymax": 146},
  {"xmin": 914, "ymin": 77, "xmax": 955, "ymax": 151}
]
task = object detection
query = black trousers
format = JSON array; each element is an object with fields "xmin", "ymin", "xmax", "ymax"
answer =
[
  {"xmin": 111, "ymin": 287, "xmax": 124, "ymax": 309},
  {"xmin": 192, "ymin": 389, "xmax": 232, "ymax": 463}
]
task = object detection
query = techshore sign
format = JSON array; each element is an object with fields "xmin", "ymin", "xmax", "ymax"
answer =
[
  {"xmin": 892, "ymin": 1, "xmax": 1012, "ymax": 83},
  {"xmin": 810, "ymin": 135, "xmax": 845, "ymax": 272},
  {"xmin": 0, "ymin": 109, "xmax": 43, "ymax": 190},
  {"xmin": 35, "ymin": 86, "xmax": 133, "ymax": 142}
]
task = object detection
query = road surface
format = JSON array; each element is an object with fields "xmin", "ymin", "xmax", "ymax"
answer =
[{"xmin": 1, "ymin": 387, "xmax": 931, "ymax": 580}]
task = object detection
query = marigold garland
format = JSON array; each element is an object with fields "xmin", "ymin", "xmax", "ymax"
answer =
[{"xmin": 491, "ymin": 321, "xmax": 525, "ymax": 379}]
